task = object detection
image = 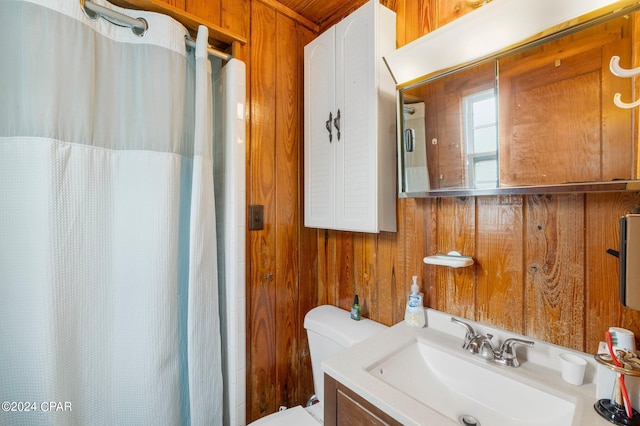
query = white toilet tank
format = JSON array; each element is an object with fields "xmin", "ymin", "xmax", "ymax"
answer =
[{"xmin": 304, "ymin": 305, "xmax": 388, "ymax": 405}]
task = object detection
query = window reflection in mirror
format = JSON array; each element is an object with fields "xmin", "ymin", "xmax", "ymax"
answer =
[
  {"xmin": 398, "ymin": 11, "xmax": 636, "ymax": 196},
  {"xmin": 400, "ymin": 61, "xmax": 496, "ymax": 191},
  {"xmin": 463, "ymin": 89, "xmax": 498, "ymax": 188}
]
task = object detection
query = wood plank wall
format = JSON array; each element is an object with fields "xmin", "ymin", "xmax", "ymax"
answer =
[
  {"xmin": 248, "ymin": 0, "xmax": 640, "ymax": 423},
  {"xmin": 158, "ymin": 0, "xmax": 640, "ymax": 423},
  {"xmin": 247, "ymin": 0, "xmax": 317, "ymax": 419}
]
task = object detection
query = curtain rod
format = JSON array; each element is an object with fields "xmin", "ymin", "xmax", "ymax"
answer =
[{"xmin": 81, "ymin": 0, "xmax": 232, "ymax": 61}]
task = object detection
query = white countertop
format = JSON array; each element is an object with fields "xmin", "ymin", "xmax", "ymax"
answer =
[{"xmin": 322, "ymin": 308, "xmax": 615, "ymax": 426}]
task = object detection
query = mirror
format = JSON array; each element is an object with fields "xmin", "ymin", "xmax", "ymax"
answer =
[{"xmin": 396, "ymin": 4, "xmax": 640, "ymax": 197}]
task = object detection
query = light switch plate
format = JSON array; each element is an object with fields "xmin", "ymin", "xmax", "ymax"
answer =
[{"xmin": 248, "ymin": 204, "xmax": 264, "ymax": 231}]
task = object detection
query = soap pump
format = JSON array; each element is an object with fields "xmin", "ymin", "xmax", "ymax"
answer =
[{"xmin": 404, "ymin": 276, "xmax": 425, "ymax": 327}]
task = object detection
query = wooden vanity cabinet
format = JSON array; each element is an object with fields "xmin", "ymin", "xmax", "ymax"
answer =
[{"xmin": 324, "ymin": 374, "xmax": 402, "ymax": 426}]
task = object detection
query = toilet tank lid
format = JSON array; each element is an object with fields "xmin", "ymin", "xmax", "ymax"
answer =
[{"xmin": 304, "ymin": 305, "xmax": 388, "ymax": 348}]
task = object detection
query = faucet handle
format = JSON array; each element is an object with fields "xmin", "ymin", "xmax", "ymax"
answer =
[
  {"xmin": 500, "ymin": 338, "xmax": 534, "ymax": 354},
  {"xmin": 451, "ymin": 317, "xmax": 477, "ymax": 350},
  {"xmin": 497, "ymin": 338, "xmax": 534, "ymax": 367}
]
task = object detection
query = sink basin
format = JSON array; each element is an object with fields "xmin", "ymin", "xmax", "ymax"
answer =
[{"xmin": 367, "ymin": 339, "xmax": 576, "ymax": 426}]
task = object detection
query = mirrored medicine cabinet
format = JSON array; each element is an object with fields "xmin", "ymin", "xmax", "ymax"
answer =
[{"xmin": 393, "ymin": 1, "xmax": 640, "ymax": 197}]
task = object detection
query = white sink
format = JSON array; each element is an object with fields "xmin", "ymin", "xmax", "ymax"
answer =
[
  {"xmin": 323, "ymin": 309, "xmax": 603, "ymax": 426},
  {"xmin": 367, "ymin": 339, "xmax": 576, "ymax": 426}
]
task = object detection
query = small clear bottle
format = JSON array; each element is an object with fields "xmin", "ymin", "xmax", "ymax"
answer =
[
  {"xmin": 404, "ymin": 276, "xmax": 425, "ymax": 327},
  {"xmin": 350, "ymin": 295, "xmax": 361, "ymax": 321}
]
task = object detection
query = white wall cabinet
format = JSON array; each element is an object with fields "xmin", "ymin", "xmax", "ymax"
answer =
[{"xmin": 304, "ymin": 0, "xmax": 396, "ymax": 233}]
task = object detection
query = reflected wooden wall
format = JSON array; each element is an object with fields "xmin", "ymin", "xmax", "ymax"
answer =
[{"xmin": 160, "ymin": 0, "xmax": 640, "ymax": 424}]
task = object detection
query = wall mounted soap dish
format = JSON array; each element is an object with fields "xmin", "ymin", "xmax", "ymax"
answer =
[{"xmin": 423, "ymin": 251, "xmax": 474, "ymax": 268}]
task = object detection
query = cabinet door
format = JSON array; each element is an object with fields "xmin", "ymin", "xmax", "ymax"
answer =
[
  {"xmin": 334, "ymin": 3, "xmax": 377, "ymax": 232},
  {"xmin": 324, "ymin": 374, "xmax": 403, "ymax": 426},
  {"xmin": 304, "ymin": 27, "xmax": 336, "ymax": 229},
  {"xmin": 337, "ymin": 389, "xmax": 392, "ymax": 426}
]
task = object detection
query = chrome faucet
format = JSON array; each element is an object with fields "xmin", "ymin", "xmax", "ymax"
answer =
[{"xmin": 451, "ymin": 317, "xmax": 534, "ymax": 367}]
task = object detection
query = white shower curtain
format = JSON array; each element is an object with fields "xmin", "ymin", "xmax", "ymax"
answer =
[{"xmin": 0, "ymin": 0, "xmax": 223, "ymax": 424}]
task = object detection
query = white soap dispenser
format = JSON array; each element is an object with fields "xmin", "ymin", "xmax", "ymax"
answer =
[{"xmin": 404, "ymin": 275, "xmax": 425, "ymax": 327}]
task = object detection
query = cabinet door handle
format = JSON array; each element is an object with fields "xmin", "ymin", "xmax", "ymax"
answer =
[
  {"xmin": 325, "ymin": 112, "xmax": 333, "ymax": 143},
  {"xmin": 333, "ymin": 109, "xmax": 341, "ymax": 141}
]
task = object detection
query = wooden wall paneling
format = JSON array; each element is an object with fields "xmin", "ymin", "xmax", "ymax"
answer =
[
  {"xmin": 585, "ymin": 192, "xmax": 640, "ymax": 354},
  {"xmin": 435, "ymin": 0, "xmax": 475, "ymax": 28},
  {"xmin": 296, "ymin": 22, "xmax": 318, "ymax": 409},
  {"xmin": 393, "ymin": 199, "xmax": 410, "ymax": 323},
  {"xmin": 316, "ymin": 230, "xmax": 331, "ymax": 306},
  {"xmin": 243, "ymin": 0, "xmax": 640, "ymax": 422},
  {"xmin": 434, "ymin": 196, "xmax": 476, "ymax": 318},
  {"xmin": 393, "ymin": 0, "xmax": 433, "ymax": 48},
  {"xmin": 390, "ymin": 0, "xmax": 406, "ymax": 47},
  {"xmin": 295, "ymin": 219, "xmax": 317, "ymax": 402},
  {"xmin": 274, "ymin": 11, "xmax": 301, "ymax": 410},
  {"xmin": 375, "ymin": 231, "xmax": 397, "ymax": 325},
  {"xmin": 157, "ymin": 0, "xmax": 186, "ymax": 11},
  {"xmin": 323, "ymin": 229, "xmax": 341, "ymax": 307},
  {"xmin": 475, "ymin": 195, "xmax": 525, "ymax": 332},
  {"xmin": 248, "ymin": 1, "xmax": 277, "ymax": 420},
  {"xmin": 353, "ymin": 233, "xmax": 378, "ymax": 318},
  {"xmin": 186, "ymin": 0, "xmax": 221, "ymax": 25},
  {"xmin": 242, "ymin": 2, "xmax": 640, "ymax": 422},
  {"xmin": 422, "ymin": 198, "xmax": 438, "ymax": 315},
  {"xmin": 585, "ymin": 192, "xmax": 619, "ymax": 354},
  {"xmin": 336, "ymin": 232, "xmax": 356, "ymax": 311},
  {"xmin": 257, "ymin": 0, "xmax": 319, "ymax": 32},
  {"xmin": 399, "ymin": 198, "xmax": 434, "ymax": 322},
  {"xmin": 524, "ymin": 194, "xmax": 585, "ymax": 350},
  {"xmin": 317, "ymin": 1, "xmax": 369, "ymax": 33},
  {"xmin": 221, "ymin": 0, "xmax": 249, "ymax": 41}
]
